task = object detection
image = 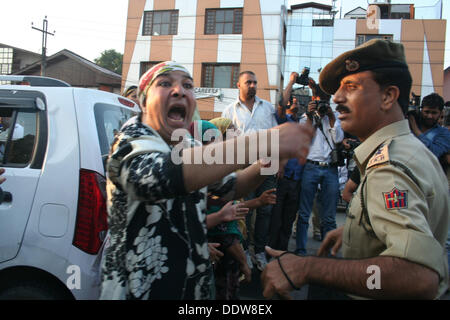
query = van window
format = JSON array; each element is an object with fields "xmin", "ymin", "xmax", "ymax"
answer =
[
  {"xmin": 0, "ymin": 110, "xmax": 37, "ymax": 166},
  {"xmin": 94, "ymin": 103, "xmax": 136, "ymax": 168}
]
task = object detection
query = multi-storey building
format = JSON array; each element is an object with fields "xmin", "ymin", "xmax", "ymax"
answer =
[
  {"xmin": 122, "ymin": 0, "xmax": 288, "ymax": 119},
  {"xmin": 122, "ymin": 1, "xmax": 447, "ymax": 118},
  {"xmin": 285, "ymin": 1, "xmax": 446, "ymax": 102}
]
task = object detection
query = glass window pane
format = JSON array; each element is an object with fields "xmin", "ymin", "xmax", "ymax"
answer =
[
  {"xmin": 216, "ymin": 23, "xmax": 224, "ymax": 34},
  {"xmin": 322, "ymin": 28, "xmax": 332, "ymax": 42},
  {"xmin": 161, "ymin": 23, "xmax": 169, "ymax": 35},
  {"xmin": 311, "ymin": 57, "xmax": 321, "ymax": 73},
  {"xmin": 311, "ymin": 27, "xmax": 322, "ymax": 42},
  {"xmin": 162, "ymin": 11, "xmax": 170, "ymax": 23},
  {"xmin": 225, "ymin": 10, "xmax": 233, "ymax": 22},
  {"xmin": 154, "ymin": 12, "xmax": 162, "ymax": 24},
  {"xmin": 153, "ymin": 24, "xmax": 161, "ymax": 36},
  {"xmin": 322, "ymin": 44, "xmax": 332, "ymax": 58},
  {"xmin": 299, "ymin": 57, "xmax": 311, "ymax": 69},
  {"xmin": 301, "ymin": 26, "xmax": 312, "ymax": 42},
  {"xmin": 301, "ymin": 13, "xmax": 313, "ymax": 26},
  {"xmin": 224, "ymin": 23, "xmax": 232, "ymax": 34},
  {"xmin": 300, "ymin": 42, "xmax": 311, "ymax": 57},
  {"xmin": 203, "ymin": 65, "xmax": 213, "ymax": 87},
  {"xmin": 5, "ymin": 111, "xmax": 37, "ymax": 165},
  {"xmin": 216, "ymin": 10, "xmax": 225, "ymax": 22},
  {"xmin": 94, "ymin": 104, "xmax": 136, "ymax": 167},
  {"xmin": 311, "ymin": 44, "xmax": 321, "ymax": 57},
  {"xmin": 214, "ymin": 66, "xmax": 232, "ymax": 88},
  {"xmin": 143, "ymin": 12, "xmax": 153, "ymax": 35},
  {"xmin": 287, "ymin": 43, "xmax": 300, "ymax": 58},
  {"xmin": 232, "ymin": 66, "xmax": 240, "ymax": 87}
]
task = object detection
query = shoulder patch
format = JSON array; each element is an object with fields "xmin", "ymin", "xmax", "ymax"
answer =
[
  {"xmin": 383, "ymin": 188, "xmax": 408, "ymax": 210},
  {"xmin": 367, "ymin": 143, "xmax": 390, "ymax": 169}
]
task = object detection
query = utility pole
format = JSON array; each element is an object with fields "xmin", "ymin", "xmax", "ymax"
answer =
[{"xmin": 32, "ymin": 16, "xmax": 55, "ymax": 76}]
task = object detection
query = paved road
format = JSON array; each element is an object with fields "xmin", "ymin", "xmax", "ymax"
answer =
[{"xmin": 239, "ymin": 211, "xmax": 450, "ymax": 300}]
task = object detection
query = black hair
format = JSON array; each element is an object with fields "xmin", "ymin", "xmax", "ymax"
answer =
[
  {"xmin": 238, "ymin": 71, "xmax": 256, "ymax": 80},
  {"xmin": 421, "ymin": 93, "xmax": 444, "ymax": 111},
  {"xmin": 370, "ymin": 68, "xmax": 412, "ymax": 114}
]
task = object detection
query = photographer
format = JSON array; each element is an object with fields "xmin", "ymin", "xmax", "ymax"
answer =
[
  {"xmin": 408, "ymin": 93, "xmax": 450, "ymax": 174},
  {"xmin": 295, "ymin": 78, "xmax": 344, "ymax": 255}
]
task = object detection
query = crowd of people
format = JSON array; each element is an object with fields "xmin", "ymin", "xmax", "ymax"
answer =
[{"xmin": 98, "ymin": 39, "xmax": 449, "ymax": 300}]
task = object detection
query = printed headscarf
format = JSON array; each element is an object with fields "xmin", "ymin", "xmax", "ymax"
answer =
[
  {"xmin": 122, "ymin": 85, "xmax": 137, "ymax": 97},
  {"xmin": 137, "ymin": 61, "xmax": 191, "ymax": 107}
]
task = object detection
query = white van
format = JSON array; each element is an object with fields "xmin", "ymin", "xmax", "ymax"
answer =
[{"xmin": 0, "ymin": 76, "xmax": 140, "ymax": 299}]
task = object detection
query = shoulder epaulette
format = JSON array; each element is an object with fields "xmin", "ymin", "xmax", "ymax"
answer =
[{"xmin": 367, "ymin": 142, "xmax": 390, "ymax": 170}]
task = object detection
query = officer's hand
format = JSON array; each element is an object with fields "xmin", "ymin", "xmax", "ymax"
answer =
[
  {"xmin": 261, "ymin": 247, "xmax": 306, "ymax": 300},
  {"xmin": 317, "ymin": 226, "xmax": 344, "ymax": 257}
]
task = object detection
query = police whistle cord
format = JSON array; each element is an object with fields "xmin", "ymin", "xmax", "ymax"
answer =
[{"xmin": 276, "ymin": 252, "xmax": 301, "ymax": 290}]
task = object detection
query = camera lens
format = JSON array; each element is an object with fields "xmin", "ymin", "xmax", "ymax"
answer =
[{"xmin": 318, "ymin": 102, "xmax": 328, "ymax": 115}]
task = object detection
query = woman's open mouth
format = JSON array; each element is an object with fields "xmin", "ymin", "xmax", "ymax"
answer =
[{"xmin": 167, "ymin": 105, "xmax": 187, "ymax": 126}]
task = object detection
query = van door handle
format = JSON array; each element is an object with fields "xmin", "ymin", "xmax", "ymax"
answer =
[{"xmin": 0, "ymin": 187, "xmax": 12, "ymax": 203}]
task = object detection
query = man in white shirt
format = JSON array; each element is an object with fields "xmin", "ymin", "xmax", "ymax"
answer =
[
  {"xmin": 295, "ymin": 80, "xmax": 344, "ymax": 255},
  {"xmin": 221, "ymin": 71, "xmax": 278, "ymax": 271},
  {"xmin": 222, "ymin": 71, "xmax": 278, "ymax": 134}
]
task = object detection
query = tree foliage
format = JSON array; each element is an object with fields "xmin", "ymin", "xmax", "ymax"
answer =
[{"xmin": 94, "ymin": 49, "xmax": 123, "ymax": 75}]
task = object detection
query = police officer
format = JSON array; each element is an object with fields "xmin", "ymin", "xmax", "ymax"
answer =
[{"xmin": 261, "ymin": 39, "xmax": 449, "ymax": 300}]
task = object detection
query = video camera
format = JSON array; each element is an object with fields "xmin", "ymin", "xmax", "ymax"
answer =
[
  {"xmin": 296, "ymin": 67, "xmax": 310, "ymax": 86},
  {"xmin": 307, "ymin": 100, "xmax": 330, "ymax": 126},
  {"xmin": 444, "ymin": 106, "xmax": 450, "ymax": 128},
  {"xmin": 333, "ymin": 139, "xmax": 361, "ymax": 167},
  {"xmin": 340, "ymin": 139, "xmax": 361, "ymax": 159}
]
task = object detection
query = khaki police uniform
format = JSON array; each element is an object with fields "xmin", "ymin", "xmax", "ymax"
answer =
[
  {"xmin": 318, "ymin": 38, "xmax": 449, "ymax": 299},
  {"xmin": 343, "ymin": 120, "xmax": 449, "ymax": 299}
]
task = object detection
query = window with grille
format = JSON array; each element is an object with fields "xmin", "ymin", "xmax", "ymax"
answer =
[
  {"xmin": 140, "ymin": 61, "xmax": 162, "ymax": 78},
  {"xmin": 356, "ymin": 34, "xmax": 393, "ymax": 47},
  {"xmin": 0, "ymin": 48, "xmax": 13, "ymax": 75},
  {"xmin": 202, "ymin": 64, "xmax": 240, "ymax": 88},
  {"xmin": 142, "ymin": 10, "xmax": 179, "ymax": 36},
  {"xmin": 312, "ymin": 19, "xmax": 334, "ymax": 27},
  {"xmin": 205, "ymin": 8, "xmax": 243, "ymax": 35}
]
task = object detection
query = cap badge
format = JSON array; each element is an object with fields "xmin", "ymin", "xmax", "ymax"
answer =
[{"xmin": 345, "ymin": 60, "xmax": 360, "ymax": 72}]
